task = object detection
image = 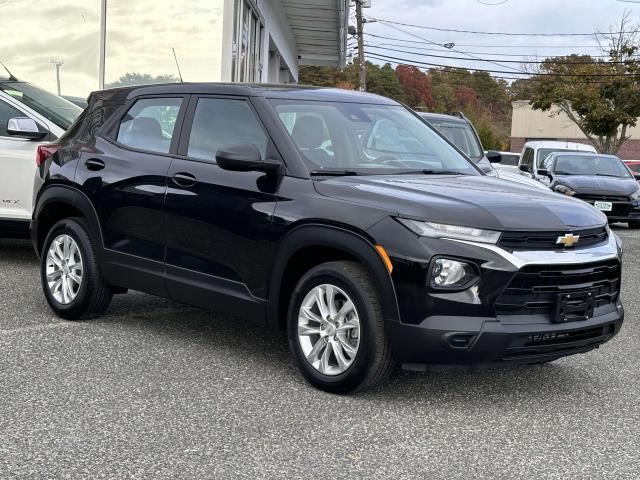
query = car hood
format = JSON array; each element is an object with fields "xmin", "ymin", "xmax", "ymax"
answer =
[
  {"xmin": 314, "ymin": 174, "xmax": 607, "ymax": 231},
  {"xmin": 555, "ymin": 175, "xmax": 639, "ymax": 195}
]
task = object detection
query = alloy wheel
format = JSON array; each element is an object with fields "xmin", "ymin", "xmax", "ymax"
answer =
[
  {"xmin": 297, "ymin": 284, "xmax": 361, "ymax": 376},
  {"xmin": 45, "ymin": 234, "xmax": 83, "ymax": 305}
]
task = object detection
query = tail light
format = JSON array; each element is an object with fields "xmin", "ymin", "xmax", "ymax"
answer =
[{"xmin": 36, "ymin": 144, "xmax": 60, "ymax": 166}]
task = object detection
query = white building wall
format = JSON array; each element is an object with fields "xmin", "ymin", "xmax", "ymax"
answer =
[
  {"xmin": 511, "ymin": 100, "xmax": 640, "ymax": 139},
  {"xmin": 220, "ymin": 0, "xmax": 298, "ymax": 83},
  {"xmin": 256, "ymin": 0, "xmax": 298, "ymax": 83}
]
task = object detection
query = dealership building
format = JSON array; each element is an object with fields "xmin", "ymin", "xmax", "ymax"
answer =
[
  {"xmin": 510, "ymin": 100, "xmax": 640, "ymax": 160},
  {"xmin": 0, "ymin": 0, "xmax": 349, "ymax": 98}
]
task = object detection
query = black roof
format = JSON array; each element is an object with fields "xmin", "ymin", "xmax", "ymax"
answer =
[{"xmin": 91, "ymin": 82, "xmax": 399, "ymax": 105}]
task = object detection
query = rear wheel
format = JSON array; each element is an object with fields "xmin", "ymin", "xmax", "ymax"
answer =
[
  {"xmin": 41, "ymin": 218, "xmax": 113, "ymax": 320},
  {"xmin": 287, "ymin": 261, "xmax": 394, "ymax": 394},
  {"xmin": 628, "ymin": 220, "xmax": 640, "ymax": 229}
]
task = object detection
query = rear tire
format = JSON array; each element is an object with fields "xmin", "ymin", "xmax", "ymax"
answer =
[
  {"xmin": 287, "ymin": 261, "xmax": 394, "ymax": 394},
  {"xmin": 628, "ymin": 220, "xmax": 640, "ymax": 229},
  {"xmin": 41, "ymin": 217, "xmax": 113, "ymax": 320}
]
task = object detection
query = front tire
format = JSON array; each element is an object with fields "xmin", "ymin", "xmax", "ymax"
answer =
[
  {"xmin": 41, "ymin": 217, "xmax": 113, "ymax": 320},
  {"xmin": 287, "ymin": 261, "xmax": 394, "ymax": 394}
]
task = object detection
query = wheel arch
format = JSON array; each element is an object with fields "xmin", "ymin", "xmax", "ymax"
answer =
[
  {"xmin": 33, "ymin": 185, "xmax": 103, "ymax": 256},
  {"xmin": 267, "ymin": 223, "xmax": 400, "ymax": 330}
]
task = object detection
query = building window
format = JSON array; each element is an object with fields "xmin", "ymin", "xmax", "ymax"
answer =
[{"xmin": 232, "ymin": 0, "xmax": 264, "ymax": 82}]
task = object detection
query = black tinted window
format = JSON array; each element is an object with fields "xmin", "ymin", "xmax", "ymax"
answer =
[
  {"xmin": 117, "ymin": 98, "xmax": 182, "ymax": 154},
  {"xmin": 0, "ymin": 99, "xmax": 25, "ymax": 136},
  {"xmin": 187, "ymin": 98, "xmax": 268, "ymax": 161}
]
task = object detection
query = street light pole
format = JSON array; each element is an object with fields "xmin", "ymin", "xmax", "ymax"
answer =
[
  {"xmin": 355, "ymin": 0, "xmax": 366, "ymax": 91},
  {"xmin": 99, "ymin": 0, "xmax": 107, "ymax": 89},
  {"xmin": 51, "ymin": 57, "xmax": 63, "ymax": 96}
]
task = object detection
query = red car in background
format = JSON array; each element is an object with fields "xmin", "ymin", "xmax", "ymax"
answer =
[{"xmin": 625, "ymin": 160, "xmax": 640, "ymax": 182}]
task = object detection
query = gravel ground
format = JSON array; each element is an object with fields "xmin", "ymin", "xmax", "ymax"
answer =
[{"xmin": 0, "ymin": 228, "xmax": 638, "ymax": 479}]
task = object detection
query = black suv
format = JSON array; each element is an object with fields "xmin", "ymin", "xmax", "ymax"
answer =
[{"xmin": 32, "ymin": 84, "xmax": 624, "ymax": 393}]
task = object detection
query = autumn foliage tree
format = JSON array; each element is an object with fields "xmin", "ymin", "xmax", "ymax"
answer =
[
  {"xmin": 395, "ymin": 65, "xmax": 434, "ymax": 109},
  {"xmin": 528, "ymin": 14, "xmax": 640, "ymax": 154}
]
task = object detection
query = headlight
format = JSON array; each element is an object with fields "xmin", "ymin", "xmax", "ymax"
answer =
[
  {"xmin": 429, "ymin": 258, "xmax": 479, "ymax": 290},
  {"xmin": 630, "ymin": 188, "xmax": 640, "ymax": 201},
  {"xmin": 554, "ymin": 184, "xmax": 576, "ymax": 196},
  {"xmin": 397, "ymin": 219, "xmax": 501, "ymax": 244}
]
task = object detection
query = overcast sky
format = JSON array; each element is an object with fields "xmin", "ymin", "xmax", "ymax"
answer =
[
  {"xmin": 362, "ymin": 0, "xmax": 636, "ymax": 77},
  {"xmin": 0, "ymin": 0, "xmax": 223, "ymax": 97},
  {"xmin": 0, "ymin": 0, "xmax": 636, "ymax": 97}
]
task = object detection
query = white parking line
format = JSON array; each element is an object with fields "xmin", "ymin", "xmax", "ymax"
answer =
[{"xmin": 0, "ymin": 322, "xmax": 75, "ymax": 335}]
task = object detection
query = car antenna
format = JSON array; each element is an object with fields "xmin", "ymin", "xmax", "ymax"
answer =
[
  {"xmin": 172, "ymin": 48, "xmax": 184, "ymax": 83},
  {"xmin": 0, "ymin": 59, "xmax": 18, "ymax": 81}
]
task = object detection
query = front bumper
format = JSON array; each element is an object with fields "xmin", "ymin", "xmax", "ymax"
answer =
[
  {"xmin": 368, "ymin": 218, "xmax": 624, "ymax": 366},
  {"xmin": 387, "ymin": 303, "xmax": 623, "ymax": 366}
]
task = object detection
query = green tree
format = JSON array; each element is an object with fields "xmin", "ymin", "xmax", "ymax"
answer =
[
  {"xmin": 528, "ymin": 15, "xmax": 640, "ymax": 154},
  {"xmin": 106, "ymin": 72, "xmax": 179, "ymax": 88}
]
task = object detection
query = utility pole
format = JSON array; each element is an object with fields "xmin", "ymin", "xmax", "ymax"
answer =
[
  {"xmin": 99, "ymin": 0, "xmax": 107, "ymax": 89},
  {"xmin": 51, "ymin": 57, "xmax": 63, "ymax": 96},
  {"xmin": 355, "ymin": 0, "xmax": 366, "ymax": 91}
]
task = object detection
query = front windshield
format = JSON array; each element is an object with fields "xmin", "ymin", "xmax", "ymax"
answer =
[
  {"xmin": 536, "ymin": 148, "xmax": 587, "ymax": 167},
  {"xmin": 0, "ymin": 82, "xmax": 82, "ymax": 130},
  {"xmin": 425, "ymin": 120, "xmax": 483, "ymax": 160},
  {"xmin": 270, "ymin": 100, "xmax": 479, "ymax": 175},
  {"xmin": 554, "ymin": 155, "xmax": 631, "ymax": 178}
]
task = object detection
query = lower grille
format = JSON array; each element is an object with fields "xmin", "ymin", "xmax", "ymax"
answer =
[{"xmin": 495, "ymin": 259, "xmax": 621, "ymax": 318}]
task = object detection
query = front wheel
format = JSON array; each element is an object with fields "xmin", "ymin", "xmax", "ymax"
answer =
[{"xmin": 287, "ymin": 261, "xmax": 394, "ymax": 394}]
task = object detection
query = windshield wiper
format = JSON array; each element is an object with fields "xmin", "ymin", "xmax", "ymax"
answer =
[
  {"xmin": 394, "ymin": 169, "xmax": 467, "ymax": 175},
  {"xmin": 594, "ymin": 173, "xmax": 622, "ymax": 178},
  {"xmin": 309, "ymin": 169, "xmax": 359, "ymax": 176},
  {"xmin": 554, "ymin": 170, "xmax": 573, "ymax": 175}
]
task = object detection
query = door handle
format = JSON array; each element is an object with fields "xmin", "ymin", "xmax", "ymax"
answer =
[
  {"xmin": 85, "ymin": 159, "xmax": 105, "ymax": 171},
  {"xmin": 171, "ymin": 172, "xmax": 197, "ymax": 187}
]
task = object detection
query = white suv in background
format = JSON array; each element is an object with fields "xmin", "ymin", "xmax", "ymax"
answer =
[
  {"xmin": 0, "ymin": 77, "xmax": 82, "ymax": 237},
  {"xmin": 518, "ymin": 140, "xmax": 597, "ymax": 181}
]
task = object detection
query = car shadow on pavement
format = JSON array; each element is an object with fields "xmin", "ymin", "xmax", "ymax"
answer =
[{"xmin": 0, "ymin": 239, "xmax": 605, "ymax": 402}]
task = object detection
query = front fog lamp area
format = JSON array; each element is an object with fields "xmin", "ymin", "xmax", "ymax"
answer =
[{"xmin": 429, "ymin": 258, "xmax": 479, "ymax": 290}]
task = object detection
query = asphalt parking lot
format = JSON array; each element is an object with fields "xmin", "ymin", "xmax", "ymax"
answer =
[{"xmin": 0, "ymin": 229, "xmax": 639, "ymax": 479}]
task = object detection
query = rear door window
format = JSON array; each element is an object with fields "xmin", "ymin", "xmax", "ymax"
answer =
[{"xmin": 117, "ymin": 97, "xmax": 182, "ymax": 154}]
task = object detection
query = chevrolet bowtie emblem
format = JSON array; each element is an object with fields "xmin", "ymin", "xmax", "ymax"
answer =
[{"xmin": 557, "ymin": 233, "xmax": 580, "ymax": 247}]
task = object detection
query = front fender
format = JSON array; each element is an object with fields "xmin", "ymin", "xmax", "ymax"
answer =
[{"xmin": 267, "ymin": 223, "xmax": 400, "ymax": 329}]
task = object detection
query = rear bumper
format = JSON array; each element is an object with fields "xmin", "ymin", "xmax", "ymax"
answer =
[{"xmin": 387, "ymin": 303, "xmax": 623, "ymax": 367}]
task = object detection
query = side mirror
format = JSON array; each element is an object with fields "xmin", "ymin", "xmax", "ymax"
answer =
[
  {"xmin": 216, "ymin": 143, "xmax": 282, "ymax": 173},
  {"xmin": 519, "ymin": 164, "xmax": 531, "ymax": 173},
  {"xmin": 537, "ymin": 168, "xmax": 550, "ymax": 177},
  {"xmin": 7, "ymin": 117, "xmax": 46, "ymax": 140},
  {"xmin": 486, "ymin": 150, "xmax": 502, "ymax": 163}
]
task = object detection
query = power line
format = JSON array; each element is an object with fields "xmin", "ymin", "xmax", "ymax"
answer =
[
  {"xmin": 362, "ymin": 44, "xmax": 639, "ymax": 65},
  {"xmin": 364, "ymin": 33, "xmax": 611, "ymax": 56},
  {"xmin": 366, "ymin": 54, "xmax": 634, "ymax": 85},
  {"xmin": 379, "ymin": 21, "xmax": 527, "ymax": 73},
  {"xmin": 366, "ymin": 51, "xmax": 640, "ymax": 77},
  {"xmin": 365, "ymin": 41, "xmax": 614, "ymax": 59},
  {"xmin": 367, "ymin": 16, "xmax": 639, "ymax": 37}
]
